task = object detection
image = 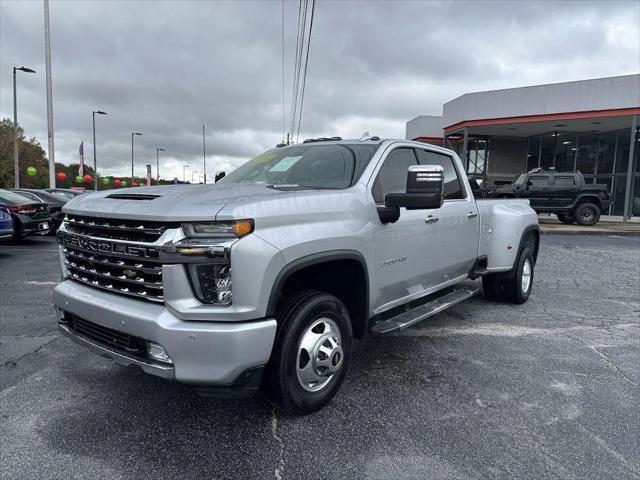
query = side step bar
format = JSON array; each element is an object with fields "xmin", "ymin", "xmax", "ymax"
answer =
[{"xmin": 371, "ymin": 287, "xmax": 479, "ymax": 335}]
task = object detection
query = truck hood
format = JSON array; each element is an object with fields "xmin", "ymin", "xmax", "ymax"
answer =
[{"xmin": 62, "ymin": 184, "xmax": 291, "ymax": 221}]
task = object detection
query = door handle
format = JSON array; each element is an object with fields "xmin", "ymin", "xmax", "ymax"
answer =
[
  {"xmin": 425, "ymin": 215, "xmax": 439, "ymax": 224},
  {"xmin": 467, "ymin": 211, "xmax": 478, "ymax": 218}
]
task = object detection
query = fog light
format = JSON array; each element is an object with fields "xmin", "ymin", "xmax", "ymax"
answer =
[{"xmin": 146, "ymin": 342, "xmax": 173, "ymax": 364}]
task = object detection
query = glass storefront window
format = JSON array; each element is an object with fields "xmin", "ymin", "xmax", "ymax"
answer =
[
  {"xmin": 467, "ymin": 138, "xmax": 489, "ymax": 176},
  {"xmin": 527, "ymin": 137, "xmax": 540, "ymax": 171},
  {"xmin": 633, "ymin": 177, "xmax": 640, "ymax": 217},
  {"xmin": 615, "ymin": 129, "xmax": 631, "ymax": 174},
  {"xmin": 576, "ymin": 132, "xmax": 598, "ymax": 175},
  {"xmin": 555, "ymin": 132, "xmax": 577, "ymax": 172},
  {"xmin": 597, "ymin": 132, "xmax": 616, "ymax": 174},
  {"xmin": 612, "ymin": 175, "xmax": 628, "ymax": 216},
  {"xmin": 540, "ymin": 133, "xmax": 555, "ymax": 170}
]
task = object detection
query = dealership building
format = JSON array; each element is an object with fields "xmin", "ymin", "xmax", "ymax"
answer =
[{"xmin": 406, "ymin": 74, "xmax": 639, "ymax": 218}]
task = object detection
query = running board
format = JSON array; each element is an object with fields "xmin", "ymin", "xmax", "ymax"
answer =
[{"xmin": 371, "ymin": 287, "xmax": 479, "ymax": 335}]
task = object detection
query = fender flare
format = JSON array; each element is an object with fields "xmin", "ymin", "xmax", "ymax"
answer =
[{"xmin": 265, "ymin": 249, "xmax": 370, "ymax": 319}]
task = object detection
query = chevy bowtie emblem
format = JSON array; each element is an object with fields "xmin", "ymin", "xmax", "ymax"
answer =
[{"xmin": 122, "ymin": 269, "xmax": 137, "ymax": 278}]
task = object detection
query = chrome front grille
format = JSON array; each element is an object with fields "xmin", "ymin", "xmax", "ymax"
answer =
[
  {"xmin": 59, "ymin": 215, "xmax": 173, "ymax": 303},
  {"xmin": 64, "ymin": 214, "xmax": 178, "ymax": 242}
]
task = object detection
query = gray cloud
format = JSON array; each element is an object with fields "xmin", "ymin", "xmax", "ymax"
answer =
[{"xmin": 1, "ymin": 0, "xmax": 638, "ymax": 181}]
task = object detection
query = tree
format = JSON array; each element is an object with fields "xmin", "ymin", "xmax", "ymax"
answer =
[{"xmin": 0, "ymin": 118, "xmax": 50, "ymax": 188}]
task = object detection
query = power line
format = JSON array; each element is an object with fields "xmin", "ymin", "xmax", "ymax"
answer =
[
  {"xmin": 289, "ymin": 0, "xmax": 304, "ymax": 138},
  {"xmin": 296, "ymin": 0, "xmax": 315, "ymax": 143}
]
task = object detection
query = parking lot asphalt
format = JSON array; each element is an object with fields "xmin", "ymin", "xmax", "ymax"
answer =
[{"xmin": 1, "ymin": 235, "xmax": 639, "ymax": 480}]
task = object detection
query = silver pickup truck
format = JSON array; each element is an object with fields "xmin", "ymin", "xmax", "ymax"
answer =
[{"xmin": 53, "ymin": 137, "xmax": 539, "ymax": 414}]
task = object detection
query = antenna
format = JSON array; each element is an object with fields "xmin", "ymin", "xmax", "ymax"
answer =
[{"xmin": 360, "ymin": 131, "xmax": 370, "ymax": 141}]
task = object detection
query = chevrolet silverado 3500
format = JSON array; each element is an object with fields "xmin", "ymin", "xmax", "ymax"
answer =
[{"xmin": 54, "ymin": 138, "xmax": 539, "ymax": 414}]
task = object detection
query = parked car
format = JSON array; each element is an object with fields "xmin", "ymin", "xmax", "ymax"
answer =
[
  {"xmin": 493, "ymin": 169, "xmax": 610, "ymax": 225},
  {"xmin": 53, "ymin": 137, "xmax": 539, "ymax": 414},
  {"xmin": 12, "ymin": 188, "xmax": 68, "ymax": 232},
  {"xmin": 0, "ymin": 208, "xmax": 14, "ymax": 242},
  {"xmin": 0, "ymin": 189, "xmax": 51, "ymax": 239},
  {"xmin": 45, "ymin": 188, "xmax": 86, "ymax": 201}
]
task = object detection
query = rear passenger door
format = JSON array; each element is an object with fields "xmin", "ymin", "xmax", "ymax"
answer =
[
  {"xmin": 552, "ymin": 175, "xmax": 577, "ymax": 207},
  {"xmin": 416, "ymin": 149, "xmax": 480, "ymax": 282}
]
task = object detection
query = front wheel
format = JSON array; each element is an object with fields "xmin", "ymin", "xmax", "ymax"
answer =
[{"xmin": 264, "ymin": 291, "xmax": 352, "ymax": 415}]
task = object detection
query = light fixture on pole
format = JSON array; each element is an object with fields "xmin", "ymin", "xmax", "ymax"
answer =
[
  {"xmin": 131, "ymin": 132, "xmax": 142, "ymax": 183},
  {"xmin": 92, "ymin": 110, "xmax": 107, "ymax": 190},
  {"xmin": 156, "ymin": 148, "xmax": 165, "ymax": 182},
  {"xmin": 12, "ymin": 66, "xmax": 36, "ymax": 188}
]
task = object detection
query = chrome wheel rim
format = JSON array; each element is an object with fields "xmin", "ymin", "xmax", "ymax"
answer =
[
  {"xmin": 522, "ymin": 258, "xmax": 532, "ymax": 294},
  {"xmin": 296, "ymin": 317, "xmax": 343, "ymax": 392},
  {"xmin": 580, "ymin": 208, "xmax": 595, "ymax": 224}
]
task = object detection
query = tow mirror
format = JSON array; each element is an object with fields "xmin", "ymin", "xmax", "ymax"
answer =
[
  {"xmin": 385, "ymin": 165, "xmax": 444, "ymax": 210},
  {"xmin": 215, "ymin": 171, "xmax": 226, "ymax": 183}
]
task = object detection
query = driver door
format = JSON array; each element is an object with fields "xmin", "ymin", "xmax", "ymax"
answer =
[{"xmin": 370, "ymin": 147, "xmax": 441, "ymax": 314}]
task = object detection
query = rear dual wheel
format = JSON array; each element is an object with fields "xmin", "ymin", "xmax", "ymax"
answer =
[
  {"xmin": 264, "ymin": 291, "xmax": 352, "ymax": 415},
  {"xmin": 482, "ymin": 240, "xmax": 535, "ymax": 304}
]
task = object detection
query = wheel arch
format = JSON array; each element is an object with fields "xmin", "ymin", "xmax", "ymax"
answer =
[
  {"xmin": 519, "ymin": 225, "xmax": 540, "ymax": 264},
  {"xmin": 266, "ymin": 250, "xmax": 370, "ymax": 340}
]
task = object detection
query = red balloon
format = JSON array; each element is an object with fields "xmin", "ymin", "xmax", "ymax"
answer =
[
  {"xmin": 114, "ymin": 179, "xmax": 122, "ymax": 187},
  {"xmin": 56, "ymin": 172, "xmax": 67, "ymax": 182},
  {"xmin": 83, "ymin": 174, "xmax": 93, "ymax": 183},
  {"xmin": 132, "ymin": 181, "xmax": 138, "ymax": 187}
]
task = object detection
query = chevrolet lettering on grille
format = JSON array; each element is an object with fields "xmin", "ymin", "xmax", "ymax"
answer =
[{"xmin": 57, "ymin": 231, "xmax": 158, "ymax": 258}]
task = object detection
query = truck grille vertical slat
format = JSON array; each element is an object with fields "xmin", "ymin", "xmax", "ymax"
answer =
[{"xmin": 59, "ymin": 215, "xmax": 178, "ymax": 303}]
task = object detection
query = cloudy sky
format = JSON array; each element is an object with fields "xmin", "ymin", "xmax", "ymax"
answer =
[{"xmin": 1, "ymin": 0, "xmax": 638, "ymax": 181}]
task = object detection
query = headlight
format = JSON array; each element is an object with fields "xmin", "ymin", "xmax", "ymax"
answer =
[
  {"xmin": 182, "ymin": 220, "xmax": 253, "ymax": 239},
  {"xmin": 187, "ymin": 263, "xmax": 232, "ymax": 305}
]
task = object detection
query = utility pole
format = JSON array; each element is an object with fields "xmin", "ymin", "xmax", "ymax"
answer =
[
  {"xmin": 131, "ymin": 132, "xmax": 142, "ymax": 183},
  {"xmin": 183, "ymin": 164, "xmax": 190, "ymax": 183},
  {"xmin": 92, "ymin": 110, "xmax": 107, "ymax": 190},
  {"xmin": 156, "ymin": 148, "xmax": 165, "ymax": 181},
  {"xmin": 44, "ymin": 0, "xmax": 55, "ymax": 188},
  {"xmin": 202, "ymin": 124, "xmax": 207, "ymax": 184}
]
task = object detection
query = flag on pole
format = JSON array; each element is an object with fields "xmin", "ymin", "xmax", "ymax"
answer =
[{"xmin": 79, "ymin": 141, "xmax": 85, "ymax": 176}]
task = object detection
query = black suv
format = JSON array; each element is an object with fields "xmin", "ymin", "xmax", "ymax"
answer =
[{"xmin": 493, "ymin": 169, "xmax": 610, "ymax": 226}]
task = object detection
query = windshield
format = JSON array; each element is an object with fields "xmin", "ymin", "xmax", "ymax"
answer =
[
  {"xmin": 0, "ymin": 189, "xmax": 33, "ymax": 204},
  {"xmin": 513, "ymin": 174, "xmax": 527, "ymax": 185},
  {"xmin": 218, "ymin": 143, "xmax": 380, "ymax": 189},
  {"xmin": 51, "ymin": 191, "xmax": 76, "ymax": 200}
]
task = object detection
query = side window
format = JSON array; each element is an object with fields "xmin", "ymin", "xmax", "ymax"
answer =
[
  {"xmin": 529, "ymin": 176, "xmax": 550, "ymax": 186},
  {"xmin": 371, "ymin": 148, "xmax": 418, "ymax": 204},
  {"xmin": 554, "ymin": 176, "xmax": 575, "ymax": 187},
  {"xmin": 17, "ymin": 191, "xmax": 37, "ymax": 201},
  {"xmin": 415, "ymin": 149, "xmax": 464, "ymax": 200}
]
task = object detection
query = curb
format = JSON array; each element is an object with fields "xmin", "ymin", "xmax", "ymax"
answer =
[{"xmin": 540, "ymin": 228, "xmax": 640, "ymax": 236}]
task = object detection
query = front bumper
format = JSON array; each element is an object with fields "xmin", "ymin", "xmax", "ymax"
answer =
[{"xmin": 53, "ymin": 280, "xmax": 277, "ymax": 386}]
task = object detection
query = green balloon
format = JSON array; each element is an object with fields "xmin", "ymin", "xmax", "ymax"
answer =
[
  {"xmin": 102, "ymin": 177, "xmax": 110, "ymax": 186},
  {"xmin": 26, "ymin": 166, "xmax": 37, "ymax": 176},
  {"xmin": 75, "ymin": 176, "xmax": 84, "ymax": 184},
  {"xmin": 121, "ymin": 180, "xmax": 128, "ymax": 187}
]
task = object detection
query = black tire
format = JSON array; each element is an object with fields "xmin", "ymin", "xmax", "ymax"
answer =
[
  {"xmin": 482, "ymin": 274, "xmax": 505, "ymax": 301},
  {"xmin": 557, "ymin": 213, "xmax": 575, "ymax": 224},
  {"xmin": 574, "ymin": 203, "xmax": 601, "ymax": 226},
  {"xmin": 504, "ymin": 246, "xmax": 535, "ymax": 304},
  {"xmin": 264, "ymin": 291, "xmax": 352, "ymax": 415}
]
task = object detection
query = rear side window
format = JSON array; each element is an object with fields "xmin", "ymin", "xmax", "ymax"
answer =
[
  {"xmin": 529, "ymin": 176, "xmax": 550, "ymax": 186},
  {"xmin": 415, "ymin": 149, "xmax": 464, "ymax": 200},
  {"xmin": 372, "ymin": 148, "xmax": 418, "ymax": 204},
  {"xmin": 554, "ymin": 176, "xmax": 575, "ymax": 187}
]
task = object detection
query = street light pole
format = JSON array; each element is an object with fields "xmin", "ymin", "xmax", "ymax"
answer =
[
  {"xmin": 12, "ymin": 66, "xmax": 36, "ymax": 188},
  {"xmin": 183, "ymin": 164, "xmax": 190, "ymax": 183},
  {"xmin": 156, "ymin": 148, "xmax": 165, "ymax": 182},
  {"xmin": 131, "ymin": 132, "xmax": 142, "ymax": 184},
  {"xmin": 202, "ymin": 124, "xmax": 207, "ymax": 184},
  {"xmin": 92, "ymin": 110, "xmax": 107, "ymax": 190}
]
